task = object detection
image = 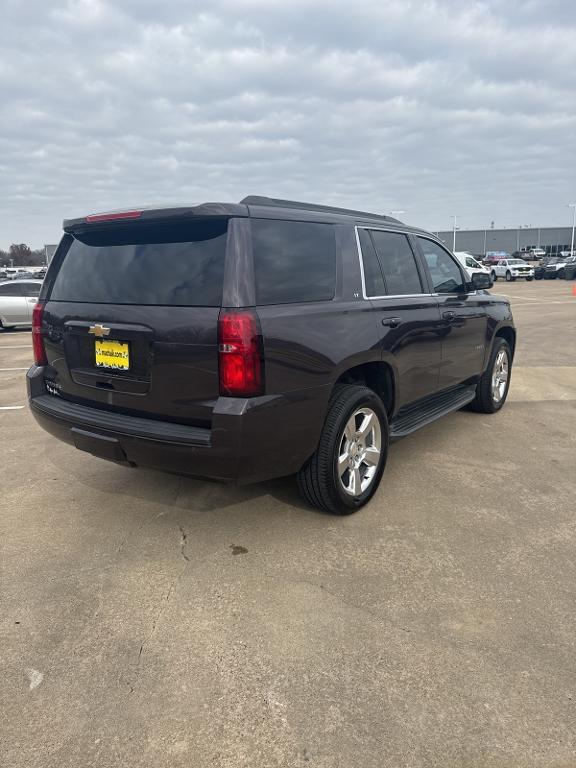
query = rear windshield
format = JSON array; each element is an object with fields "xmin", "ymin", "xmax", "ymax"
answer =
[{"xmin": 49, "ymin": 220, "xmax": 228, "ymax": 306}]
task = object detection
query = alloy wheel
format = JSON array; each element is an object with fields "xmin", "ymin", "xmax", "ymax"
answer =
[
  {"xmin": 491, "ymin": 349, "xmax": 509, "ymax": 403},
  {"xmin": 337, "ymin": 407, "xmax": 382, "ymax": 496}
]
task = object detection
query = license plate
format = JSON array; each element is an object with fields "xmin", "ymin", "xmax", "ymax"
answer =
[{"xmin": 95, "ymin": 339, "xmax": 130, "ymax": 370}]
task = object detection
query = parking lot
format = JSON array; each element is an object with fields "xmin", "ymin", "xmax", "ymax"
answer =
[{"xmin": 1, "ymin": 279, "xmax": 575, "ymax": 767}]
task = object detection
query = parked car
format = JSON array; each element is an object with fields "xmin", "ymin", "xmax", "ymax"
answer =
[
  {"xmin": 27, "ymin": 196, "xmax": 516, "ymax": 514},
  {"xmin": 484, "ymin": 251, "xmax": 510, "ymax": 267},
  {"xmin": 491, "ymin": 258, "xmax": 534, "ymax": 282},
  {"xmin": 534, "ymin": 264, "xmax": 546, "ymax": 280},
  {"xmin": 4, "ymin": 268, "xmax": 33, "ymax": 280},
  {"xmin": 454, "ymin": 251, "xmax": 492, "ymax": 280},
  {"xmin": 520, "ymin": 248, "xmax": 546, "ymax": 261},
  {"xmin": 545, "ymin": 255, "xmax": 576, "ymax": 279},
  {"xmin": 0, "ymin": 279, "xmax": 43, "ymax": 330}
]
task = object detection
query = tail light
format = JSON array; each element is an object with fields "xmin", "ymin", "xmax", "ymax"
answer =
[
  {"xmin": 218, "ymin": 310, "xmax": 263, "ymax": 397},
  {"xmin": 32, "ymin": 302, "xmax": 47, "ymax": 366}
]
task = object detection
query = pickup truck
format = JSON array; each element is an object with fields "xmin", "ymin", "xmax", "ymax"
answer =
[
  {"xmin": 545, "ymin": 255, "xmax": 576, "ymax": 279},
  {"xmin": 491, "ymin": 258, "xmax": 534, "ymax": 282}
]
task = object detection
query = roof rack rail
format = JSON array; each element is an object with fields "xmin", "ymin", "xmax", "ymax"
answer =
[{"xmin": 240, "ymin": 195, "xmax": 401, "ymax": 223}]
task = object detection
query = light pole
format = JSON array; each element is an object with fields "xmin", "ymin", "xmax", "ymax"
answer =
[
  {"xmin": 516, "ymin": 224, "xmax": 529, "ymax": 252},
  {"xmin": 451, "ymin": 215, "xmax": 459, "ymax": 251},
  {"xmin": 569, "ymin": 203, "xmax": 576, "ymax": 255}
]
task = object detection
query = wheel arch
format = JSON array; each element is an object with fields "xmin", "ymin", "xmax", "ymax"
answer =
[
  {"xmin": 493, "ymin": 324, "xmax": 516, "ymax": 360},
  {"xmin": 333, "ymin": 360, "xmax": 396, "ymax": 417}
]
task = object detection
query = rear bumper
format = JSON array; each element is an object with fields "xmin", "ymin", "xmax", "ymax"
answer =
[{"xmin": 27, "ymin": 365, "xmax": 329, "ymax": 484}]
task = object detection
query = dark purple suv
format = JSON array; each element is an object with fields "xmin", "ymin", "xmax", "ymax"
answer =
[{"xmin": 28, "ymin": 196, "xmax": 515, "ymax": 514}]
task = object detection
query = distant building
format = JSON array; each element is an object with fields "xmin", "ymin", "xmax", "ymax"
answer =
[
  {"xmin": 432, "ymin": 226, "xmax": 573, "ymax": 256},
  {"xmin": 44, "ymin": 244, "xmax": 58, "ymax": 264}
]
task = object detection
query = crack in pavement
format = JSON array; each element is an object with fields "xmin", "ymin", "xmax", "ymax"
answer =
[
  {"xmin": 178, "ymin": 525, "xmax": 190, "ymax": 562},
  {"xmin": 128, "ymin": 522, "xmax": 191, "ymax": 693}
]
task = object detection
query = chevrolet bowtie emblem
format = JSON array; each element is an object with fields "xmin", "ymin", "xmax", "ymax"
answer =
[{"xmin": 88, "ymin": 324, "xmax": 111, "ymax": 338}]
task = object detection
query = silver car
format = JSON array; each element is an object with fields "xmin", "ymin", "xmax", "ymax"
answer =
[{"xmin": 0, "ymin": 279, "xmax": 43, "ymax": 330}]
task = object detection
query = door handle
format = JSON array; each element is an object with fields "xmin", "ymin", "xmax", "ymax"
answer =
[
  {"xmin": 381, "ymin": 316, "xmax": 402, "ymax": 328},
  {"xmin": 442, "ymin": 310, "xmax": 456, "ymax": 321}
]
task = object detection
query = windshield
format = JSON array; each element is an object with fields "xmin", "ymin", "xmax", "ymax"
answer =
[{"xmin": 508, "ymin": 259, "xmax": 527, "ymax": 265}]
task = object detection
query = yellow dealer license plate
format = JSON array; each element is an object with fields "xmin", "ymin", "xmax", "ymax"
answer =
[{"xmin": 95, "ymin": 339, "xmax": 130, "ymax": 370}]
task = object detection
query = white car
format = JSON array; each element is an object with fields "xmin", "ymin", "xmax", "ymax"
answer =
[
  {"xmin": 523, "ymin": 248, "xmax": 546, "ymax": 260},
  {"xmin": 454, "ymin": 252, "xmax": 492, "ymax": 279},
  {"xmin": 0, "ymin": 279, "xmax": 42, "ymax": 329},
  {"xmin": 491, "ymin": 258, "xmax": 534, "ymax": 282}
]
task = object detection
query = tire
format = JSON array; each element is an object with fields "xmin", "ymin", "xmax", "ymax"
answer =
[
  {"xmin": 526, "ymin": 277, "xmax": 533, "ymax": 281},
  {"xmin": 505, "ymin": 271, "xmax": 513, "ymax": 282},
  {"xmin": 557, "ymin": 269, "xmax": 566, "ymax": 279},
  {"xmin": 297, "ymin": 384, "xmax": 389, "ymax": 515},
  {"xmin": 491, "ymin": 271, "xmax": 497, "ymax": 281},
  {"xmin": 469, "ymin": 338, "xmax": 512, "ymax": 414}
]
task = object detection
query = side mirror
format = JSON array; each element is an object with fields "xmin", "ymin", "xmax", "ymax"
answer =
[{"xmin": 470, "ymin": 272, "xmax": 493, "ymax": 291}]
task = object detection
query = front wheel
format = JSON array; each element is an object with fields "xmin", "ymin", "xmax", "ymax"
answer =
[
  {"xmin": 505, "ymin": 271, "xmax": 513, "ymax": 282},
  {"xmin": 557, "ymin": 269, "xmax": 566, "ymax": 279},
  {"xmin": 297, "ymin": 385, "xmax": 388, "ymax": 514},
  {"xmin": 469, "ymin": 338, "xmax": 512, "ymax": 414},
  {"xmin": 491, "ymin": 271, "xmax": 497, "ymax": 281},
  {"xmin": 526, "ymin": 276, "xmax": 533, "ymax": 281}
]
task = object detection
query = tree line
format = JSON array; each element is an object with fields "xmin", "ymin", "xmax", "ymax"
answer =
[{"xmin": 0, "ymin": 244, "xmax": 47, "ymax": 268}]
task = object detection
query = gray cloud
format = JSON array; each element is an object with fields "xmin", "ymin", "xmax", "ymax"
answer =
[{"xmin": 1, "ymin": 0, "xmax": 575, "ymax": 247}]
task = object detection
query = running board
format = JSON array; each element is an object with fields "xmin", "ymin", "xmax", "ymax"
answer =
[{"xmin": 389, "ymin": 385, "xmax": 477, "ymax": 440}]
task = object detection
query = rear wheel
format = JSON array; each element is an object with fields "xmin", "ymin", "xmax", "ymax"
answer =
[
  {"xmin": 297, "ymin": 385, "xmax": 388, "ymax": 515},
  {"xmin": 469, "ymin": 338, "xmax": 512, "ymax": 414},
  {"xmin": 491, "ymin": 270, "xmax": 497, "ymax": 281}
]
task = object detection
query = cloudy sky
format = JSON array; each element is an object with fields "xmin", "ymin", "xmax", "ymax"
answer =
[{"xmin": 1, "ymin": 0, "xmax": 575, "ymax": 248}]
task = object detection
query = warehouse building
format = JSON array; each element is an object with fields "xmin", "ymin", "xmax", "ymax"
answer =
[{"xmin": 432, "ymin": 226, "xmax": 574, "ymax": 257}]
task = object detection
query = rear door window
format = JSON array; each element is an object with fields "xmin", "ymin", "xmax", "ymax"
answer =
[
  {"xmin": 358, "ymin": 228, "xmax": 386, "ymax": 297},
  {"xmin": 252, "ymin": 219, "xmax": 336, "ymax": 305},
  {"xmin": 369, "ymin": 230, "xmax": 423, "ymax": 295},
  {"xmin": 20, "ymin": 282, "xmax": 41, "ymax": 297},
  {"xmin": 49, "ymin": 220, "xmax": 228, "ymax": 306}
]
